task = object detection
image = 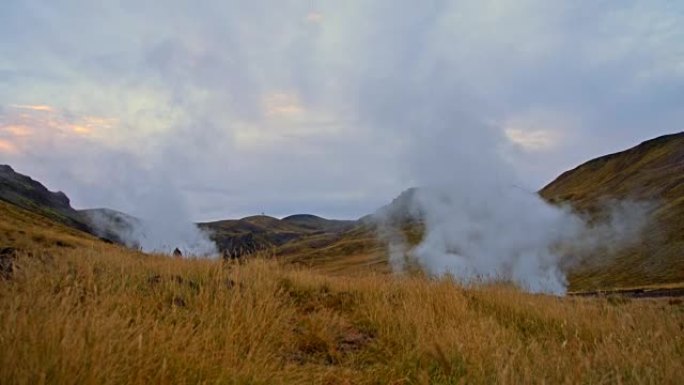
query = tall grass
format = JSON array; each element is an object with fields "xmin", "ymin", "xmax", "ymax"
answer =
[{"xmin": 0, "ymin": 246, "xmax": 682, "ymax": 384}]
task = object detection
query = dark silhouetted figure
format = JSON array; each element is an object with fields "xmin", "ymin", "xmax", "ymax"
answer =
[{"xmin": 173, "ymin": 248, "xmax": 183, "ymax": 257}]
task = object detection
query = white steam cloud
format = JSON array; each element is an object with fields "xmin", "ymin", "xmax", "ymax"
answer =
[
  {"xmin": 82, "ymin": 167, "xmax": 218, "ymax": 257},
  {"xmin": 376, "ymin": 122, "xmax": 650, "ymax": 295},
  {"xmin": 129, "ymin": 220, "xmax": 217, "ymax": 257},
  {"xmin": 413, "ymin": 185, "xmax": 579, "ymax": 294},
  {"xmin": 85, "ymin": 209, "xmax": 217, "ymax": 257}
]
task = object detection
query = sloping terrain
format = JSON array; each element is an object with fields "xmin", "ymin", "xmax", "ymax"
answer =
[
  {"xmin": 0, "ymin": 198, "xmax": 101, "ymax": 251},
  {"xmin": 540, "ymin": 132, "xmax": 684, "ymax": 290},
  {"xmin": 0, "ymin": 165, "xmax": 91, "ymax": 232},
  {"xmin": 277, "ymin": 223, "xmax": 386, "ymax": 274},
  {"xmin": 276, "ymin": 189, "xmax": 427, "ymax": 275},
  {"xmin": 0, "ymin": 165, "xmax": 137, "ymax": 246},
  {"xmin": 199, "ymin": 215, "xmax": 356, "ymax": 257},
  {"xmin": 282, "ymin": 214, "xmax": 355, "ymax": 232}
]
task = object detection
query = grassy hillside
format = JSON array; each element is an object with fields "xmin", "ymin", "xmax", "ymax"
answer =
[
  {"xmin": 0, "ymin": 165, "xmax": 91, "ymax": 232},
  {"xmin": 0, "ymin": 199, "xmax": 101, "ymax": 251},
  {"xmin": 278, "ymin": 224, "xmax": 387, "ymax": 275},
  {"xmin": 540, "ymin": 132, "xmax": 684, "ymax": 290},
  {"xmin": 200, "ymin": 215, "xmax": 355, "ymax": 257},
  {"xmin": 2, "ymin": 242, "xmax": 682, "ymax": 384}
]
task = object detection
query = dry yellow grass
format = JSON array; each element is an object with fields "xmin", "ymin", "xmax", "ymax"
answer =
[{"xmin": 1, "ymin": 244, "xmax": 682, "ymax": 385}]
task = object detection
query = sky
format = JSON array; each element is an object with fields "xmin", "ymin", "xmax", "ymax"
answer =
[{"xmin": 0, "ymin": 0, "xmax": 682, "ymax": 221}]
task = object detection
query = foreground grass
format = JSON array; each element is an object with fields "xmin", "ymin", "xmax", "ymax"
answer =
[{"xmin": 1, "ymin": 247, "xmax": 682, "ymax": 385}]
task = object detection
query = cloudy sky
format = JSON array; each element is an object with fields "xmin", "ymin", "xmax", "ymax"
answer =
[{"xmin": 1, "ymin": 0, "xmax": 682, "ymax": 221}]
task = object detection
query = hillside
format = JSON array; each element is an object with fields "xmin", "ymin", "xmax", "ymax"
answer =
[
  {"xmin": 540, "ymin": 132, "xmax": 684, "ymax": 289},
  {"xmin": 0, "ymin": 165, "xmax": 91, "ymax": 232},
  {"xmin": 0, "ymin": 165, "xmax": 141, "ymax": 247},
  {"xmin": 0, "ymin": 199, "xmax": 99, "ymax": 251},
  {"xmin": 277, "ymin": 223, "xmax": 386, "ymax": 274},
  {"xmin": 276, "ymin": 189, "xmax": 428, "ymax": 275},
  {"xmin": 199, "ymin": 215, "xmax": 355, "ymax": 257}
]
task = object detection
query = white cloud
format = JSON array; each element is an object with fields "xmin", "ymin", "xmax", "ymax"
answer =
[
  {"xmin": 505, "ymin": 128, "xmax": 558, "ymax": 151},
  {"xmin": 0, "ymin": 0, "xmax": 682, "ymax": 220},
  {"xmin": 502, "ymin": 109, "xmax": 574, "ymax": 152},
  {"xmin": 305, "ymin": 12, "xmax": 324, "ymax": 24},
  {"xmin": 262, "ymin": 92, "xmax": 305, "ymax": 118}
]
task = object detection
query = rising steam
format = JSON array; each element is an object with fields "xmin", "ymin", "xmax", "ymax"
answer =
[
  {"xmin": 375, "ymin": 123, "xmax": 650, "ymax": 295},
  {"xmin": 82, "ymin": 169, "xmax": 218, "ymax": 257},
  {"xmin": 85, "ymin": 208, "xmax": 217, "ymax": 257}
]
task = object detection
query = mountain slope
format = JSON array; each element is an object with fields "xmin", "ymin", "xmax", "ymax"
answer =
[
  {"xmin": 0, "ymin": 199, "xmax": 99, "ymax": 251},
  {"xmin": 0, "ymin": 165, "xmax": 145, "ymax": 248},
  {"xmin": 540, "ymin": 132, "xmax": 684, "ymax": 289},
  {"xmin": 0, "ymin": 165, "xmax": 91, "ymax": 232},
  {"xmin": 541, "ymin": 132, "xmax": 683, "ymax": 207}
]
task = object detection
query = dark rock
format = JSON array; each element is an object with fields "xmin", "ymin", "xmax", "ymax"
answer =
[{"xmin": 0, "ymin": 247, "xmax": 17, "ymax": 279}]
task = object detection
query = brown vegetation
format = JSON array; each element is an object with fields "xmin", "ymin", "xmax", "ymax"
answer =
[{"xmin": 1, "ymin": 242, "xmax": 682, "ymax": 384}]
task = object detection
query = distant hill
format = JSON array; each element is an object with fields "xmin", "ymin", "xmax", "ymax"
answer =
[
  {"xmin": 199, "ymin": 215, "xmax": 356, "ymax": 257},
  {"xmin": 281, "ymin": 214, "xmax": 354, "ymax": 232},
  {"xmin": 0, "ymin": 165, "xmax": 91, "ymax": 233},
  {"xmin": 0, "ymin": 164, "xmax": 360, "ymax": 257},
  {"xmin": 0, "ymin": 165, "xmax": 141, "ymax": 246},
  {"xmin": 540, "ymin": 132, "xmax": 684, "ymax": 289}
]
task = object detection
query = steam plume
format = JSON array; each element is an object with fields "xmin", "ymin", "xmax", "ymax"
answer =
[
  {"xmin": 85, "ymin": 208, "xmax": 217, "ymax": 257},
  {"xmin": 377, "ymin": 122, "xmax": 649, "ymax": 295},
  {"xmin": 83, "ymin": 167, "xmax": 218, "ymax": 257}
]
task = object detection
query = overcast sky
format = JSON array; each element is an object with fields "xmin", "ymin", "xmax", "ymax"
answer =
[{"xmin": 1, "ymin": 0, "xmax": 682, "ymax": 221}]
